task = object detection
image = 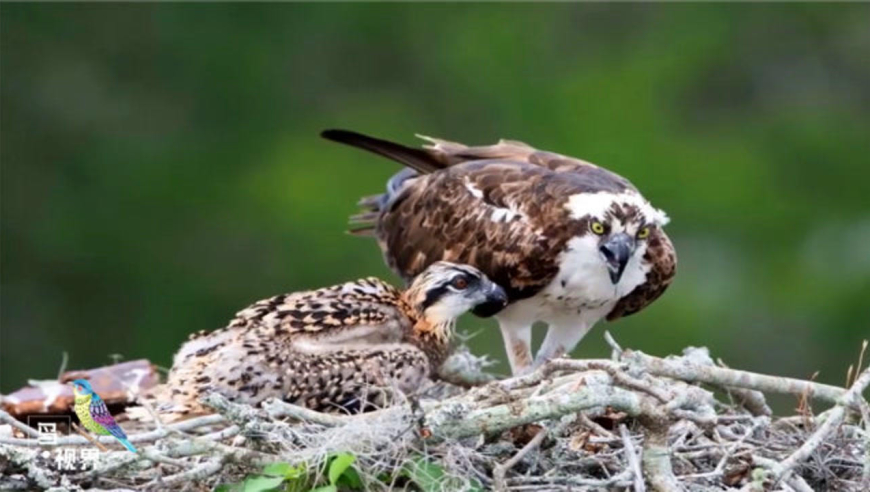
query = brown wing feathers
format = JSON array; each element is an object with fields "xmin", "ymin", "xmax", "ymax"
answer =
[{"xmin": 377, "ymin": 165, "xmax": 578, "ymax": 301}]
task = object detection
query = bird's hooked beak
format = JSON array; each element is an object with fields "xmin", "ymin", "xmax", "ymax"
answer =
[
  {"xmin": 600, "ymin": 232, "xmax": 634, "ymax": 284},
  {"xmin": 472, "ymin": 281, "xmax": 509, "ymax": 317}
]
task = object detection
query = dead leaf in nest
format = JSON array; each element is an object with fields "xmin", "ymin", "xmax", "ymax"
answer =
[
  {"xmin": 584, "ymin": 441, "xmax": 607, "ymax": 453},
  {"xmin": 569, "ymin": 430, "xmax": 590, "ymax": 451},
  {"xmin": 724, "ymin": 461, "xmax": 751, "ymax": 486},
  {"xmin": 568, "ymin": 430, "xmax": 609, "ymax": 454},
  {"xmin": 591, "ymin": 407, "xmax": 627, "ymax": 430},
  {"xmin": 508, "ymin": 423, "xmax": 544, "ymax": 447}
]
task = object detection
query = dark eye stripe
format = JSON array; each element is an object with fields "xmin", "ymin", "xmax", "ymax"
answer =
[{"xmin": 421, "ymin": 284, "xmax": 451, "ymax": 311}]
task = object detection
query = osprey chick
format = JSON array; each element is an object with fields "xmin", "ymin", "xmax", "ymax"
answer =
[
  {"xmin": 323, "ymin": 129, "xmax": 676, "ymax": 375},
  {"xmin": 160, "ymin": 262, "xmax": 506, "ymax": 417}
]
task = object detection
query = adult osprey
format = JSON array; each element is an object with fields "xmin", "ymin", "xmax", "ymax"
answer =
[{"xmin": 323, "ymin": 129, "xmax": 676, "ymax": 375}]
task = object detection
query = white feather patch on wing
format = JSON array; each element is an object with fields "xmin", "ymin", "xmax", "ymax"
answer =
[
  {"xmin": 490, "ymin": 207, "xmax": 522, "ymax": 222},
  {"xmin": 460, "ymin": 176, "xmax": 527, "ymax": 223},
  {"xmin": 463, "ymin": 177, "xmax": 484, "ymax": 198},
  {"xmin": 565, "ymin": 191, "xmax": 669, "ymax": 226}
]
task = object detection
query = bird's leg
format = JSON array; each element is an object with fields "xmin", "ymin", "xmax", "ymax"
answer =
[
  {"xmin": 495, "ymin": 309, "xmax": 536, "ymax": 375},
  {"xmin": 533, "ymin": 322, "xmax": 592, "ymax": 369}
]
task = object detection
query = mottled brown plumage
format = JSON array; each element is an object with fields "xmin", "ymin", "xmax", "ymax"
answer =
[
  {"xmin": 155, "ymin": 262, "xmax": 505, "ymax": 418},
  {"xmin": 324, "ymin": 130, "xmax": 677, "ymax": 374}
]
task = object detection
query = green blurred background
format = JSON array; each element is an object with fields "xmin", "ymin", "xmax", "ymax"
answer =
[{"xmin": 2, "ymin": 4, "xmax": 869, "ymax": 399}]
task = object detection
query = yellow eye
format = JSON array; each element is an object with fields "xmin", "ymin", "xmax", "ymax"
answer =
[
  {"xmin": 590, "ymin": 221, "xmax": 605, "ymax": 235},
  {"xmin": 637, "ymin": 226, "xmax": 650, "ymax": 239}
]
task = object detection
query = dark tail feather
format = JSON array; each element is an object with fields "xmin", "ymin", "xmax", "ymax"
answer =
[
  {"xmin": 357, "ymin": 193, "xmax": 384, "ymax": 211},
  {"xmin": 347, "ymin": 226, "xmax": 376, "ymax": 237},
  {"xmin": 349, "ymin": 211, "xmax": 379, "ymax": 224},
  {"xmin": 321, "ymin": 129, "xmax": 443, "ymax": 174},
  {"xmin": 324, "ymin": 130, "xmax": 430, "ymax": 238},
  {"xmin": 347, "ymin": 210, "xmax": 379, "ymax": 236}
]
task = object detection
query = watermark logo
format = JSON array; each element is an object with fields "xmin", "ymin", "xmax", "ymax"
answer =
[
  {"xmin": 38, "ymin": 448, "xmax": 100, "ymax": 471},
  {"xmin": 24, "ymin": 415, "xmax": 99, "ymax": 469},
  {"xmin": 27, "ymin": 415, "xmax": 71, "ymax": 446},
  {"xmin": 37, "ymin": 422, "xmax": 58, "ymax": 445}
]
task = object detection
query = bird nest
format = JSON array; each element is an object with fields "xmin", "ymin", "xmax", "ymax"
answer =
[{"xmin": 2, "ymin": 335, "xmax": 869, "ymax": 492}]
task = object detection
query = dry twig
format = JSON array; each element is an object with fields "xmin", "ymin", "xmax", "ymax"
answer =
[
  {"xmin": 770, "ymin": 366, "xmax": 870, "ymax": 484},
  {"xmin": 492, "ymin": 427, "xmax": 547, "ymax": 491},
  {"xmin": 620, "ymin": 424, "xmax": 646, "ymax": 492}
]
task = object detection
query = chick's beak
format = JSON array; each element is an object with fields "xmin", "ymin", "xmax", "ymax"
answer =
[
  {"xmin": 600, "ymin": 232, "xmax": 634, "ymax": 284},
  {"xmin": 472, "ymin": 281, "xmax": 508, "ymax": 317}
]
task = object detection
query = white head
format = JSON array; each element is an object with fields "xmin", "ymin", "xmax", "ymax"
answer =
[{"xmin": 565, "ymin": 191, "xmax": 669, "ymax": 286}]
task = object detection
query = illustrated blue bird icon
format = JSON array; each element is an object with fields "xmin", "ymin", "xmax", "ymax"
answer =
[{"xmin": 70, "ymin": 379, "xmax": 137, "ymax": 452}]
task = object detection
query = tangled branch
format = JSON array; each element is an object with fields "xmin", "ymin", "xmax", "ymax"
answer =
[{"xmin": 1, "ymin": 339, "xmax": 867, "ymax": 491}]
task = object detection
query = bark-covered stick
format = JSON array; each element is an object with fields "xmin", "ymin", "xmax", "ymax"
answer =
[
  {"xmin": 0, "ymin": 413, "xmax": 226, "ymax": 447},
  {"xmin": 0, "ymin": 408, "xmax": 39, "ymax": 438},
  {"xmin": 427, "ymin": 384, "xmax": 647, "ymax": 441},
  {"xmin": 641, "ymin": 419, "xmax": 683, "ymax": 492},
  {"xmin": 625, "ymin": 349, "xmax": 851, "ymax": 408}
]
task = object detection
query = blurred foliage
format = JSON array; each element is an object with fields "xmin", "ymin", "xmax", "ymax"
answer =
[{"xmin": 2, "ymin": 4, "xmax": 869, "ymax": 397}]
